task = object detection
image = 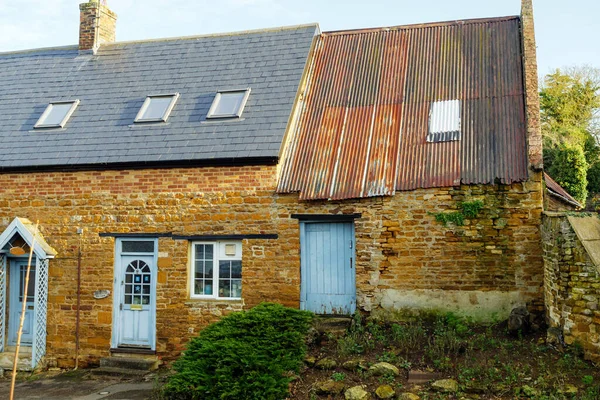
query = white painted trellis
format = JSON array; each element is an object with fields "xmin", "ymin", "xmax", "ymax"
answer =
[
  {"xmin": 0, "ymin": 218, "xmax": 56, "ymax": 369},
  {"xmin": 32, "ymin": 258, "xmax": 49, "ymax": 369}
]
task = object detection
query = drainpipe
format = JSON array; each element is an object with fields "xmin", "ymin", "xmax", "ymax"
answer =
[{"xmin": 74, "ymin": 228, "xmax": 83, "ymax": 370}]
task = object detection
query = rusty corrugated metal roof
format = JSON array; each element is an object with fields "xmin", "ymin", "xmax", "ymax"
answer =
[
  {"xmin": 544, "ymin": 172, "xmax": 583, "ymax": 209},
  {"xmin": 278, "ymin": 16, "xmax": 528, "ymax": 200}
]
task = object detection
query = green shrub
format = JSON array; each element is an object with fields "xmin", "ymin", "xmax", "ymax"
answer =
[
  {"xmin": 548, "ymin": 143, "xmax": 589, "ymax": 203},
  {"xmin": 162, "ymin": 303, "xmax": 313, "ymax": 400}
]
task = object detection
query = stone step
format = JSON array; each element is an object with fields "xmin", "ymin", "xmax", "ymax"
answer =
[
  {"xmin": 0, "ymin": 351, "xmax": 32, "ymax": 371},
  {"xmin": 100, "ymin": 356, "xmax": 158, "ymax": 371},
  {"xmin": 90, "ymin": 366, "xmax": 150, "ymax": 378},
  {"xmin": 313, "ymin": 316, "xmax": 353, "ymax": 334}
]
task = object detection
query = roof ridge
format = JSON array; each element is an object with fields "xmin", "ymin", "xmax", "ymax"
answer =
[
  {"xmin": 0, "ymin": 23, "xmax": 320, "ymax": 56},
  {"xmin": 322, "ymin": 15, "xmax": 519, "ymax": 36},
  {"xmin": 100, "ymin": 23, "xmax": 320, "ymax": 48},
  {"xmin": 0, "ymin": 44, "xmax": 78, "ymax": 57}
]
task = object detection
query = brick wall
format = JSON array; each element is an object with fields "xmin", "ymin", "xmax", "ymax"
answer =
[
  {"xmin": 543, "ymin": 213, "xmax": 600, "ymax": 363},
  {"xmin": 79, "ymin": 0, "xmax": 117, "ymax": 51}
]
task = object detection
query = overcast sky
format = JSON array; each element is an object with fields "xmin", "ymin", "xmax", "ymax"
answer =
[{"xmin": 0, "ymin": 0, "xmax": 598, "ymax": 76}]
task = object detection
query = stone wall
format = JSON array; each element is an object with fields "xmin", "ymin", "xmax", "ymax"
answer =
[
  {"xmin": 0, "ymin": 165, "xmax": 284, "ymax": 368},
  {"xmin": 0, "ymin": 166, "xmax": 544, "ymax": 367},
  {"xmin": 543, "ymin": 213, "xmax": 600, "ymax": 362},
  {"xmin": 277, "ymin": 172, "xmax": 545, "ymax": 321}
]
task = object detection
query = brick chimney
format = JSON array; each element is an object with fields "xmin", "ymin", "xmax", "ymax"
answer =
[
  {"xmin": 79, "ymin": 0, "xmax": 117, "ymax": 53},
  {"xmin": 521, "ymin": 0, "xmax": 543, "ymax": 171}
]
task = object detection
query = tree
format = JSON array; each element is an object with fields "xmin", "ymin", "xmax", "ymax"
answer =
[{"xmin": 540, "ymin": 66, "xmax": 600, "ymax": 199}]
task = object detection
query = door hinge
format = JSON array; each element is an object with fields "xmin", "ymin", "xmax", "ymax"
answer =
[
  {"xmin": 350, "ymin": 257, "xmax": 353, "ymax": 269},
  {"xmin": 119, "ymin": 303, "xmax": 123, "ymax": 310}
]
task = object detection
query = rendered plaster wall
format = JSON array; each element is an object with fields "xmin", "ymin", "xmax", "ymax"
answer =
[{"xmin": 543, "ymin": 213, "xmax": 600, "ymax": 363}]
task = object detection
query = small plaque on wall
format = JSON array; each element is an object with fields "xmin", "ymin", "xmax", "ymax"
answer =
[{"xmin": 93, "ymin": 290, "xmax": 110, "ymax": 299}]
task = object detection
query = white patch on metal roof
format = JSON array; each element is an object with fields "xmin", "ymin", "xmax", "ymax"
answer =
[{"xmin": 427, "ymin": 99, "xmax": 461, "ymax": 143}]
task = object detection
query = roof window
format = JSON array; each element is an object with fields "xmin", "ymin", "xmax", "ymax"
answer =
[
  {"xmin": 34, "ymin": 100, "xmax": 80, "ymax": 129},
  {"xmin": 207, "ymin": 89, "xmax": 251, "ymax": 119},
  {"xmin": 135, "ymin": 93, "xmax": 179, "ymax": 123},
  {"xmin": 427, "ymin": 100, "xmax": 461, "ymax": 142}
]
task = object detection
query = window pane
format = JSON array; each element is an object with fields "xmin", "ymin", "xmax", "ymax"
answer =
[
  {"xmin": 231, "ymin": 279, "xmax": 242, "ymax": 298},
  {"xmin": 205, "ymin": 244, "xmax": 214, "ymax": 259},
  {"xmin": 195, "ymin": 244, "xmax": 204, "ymax": 259},
  {"xmin": 213, "ymin": 92, "xmax": 245, "ymax": 116},
  {"xmin": 219, "ymin": 260, "xmax": 231, "ymax": 279},
  {"xmin": 140, "ymin": 97, "xmax": 173, "ymax": 120},
  {"xmin": 205, "ymin": 280, "xmax": 213, "ymax": 295},
  {"xmin": 219, "ymin": 279, "xmax": 231, "ymax": 298},
  {"xmin": 43, "ymin": 103, "xmax": 73, "ymax": 126},
  {"xmin": 122, "ymin": 240, "xmax": 154, "ymax": 253},
  {"xmin": 231, "ymin": 261, "xmax": 242, "ymax": 279}
]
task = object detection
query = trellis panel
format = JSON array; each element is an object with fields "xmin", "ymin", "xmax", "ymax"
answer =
[{"xmin": 32, "ymin": 258, "xmax": 49, "ymax": 369}]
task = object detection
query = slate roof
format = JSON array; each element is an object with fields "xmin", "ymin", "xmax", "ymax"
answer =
[
  {"xmin": 278, "ymin": 17, "xmax": 528, "ymax": 200},
  {"xmin": 0, "ymin": 25, "xmax": 318, "ymax": 170}
]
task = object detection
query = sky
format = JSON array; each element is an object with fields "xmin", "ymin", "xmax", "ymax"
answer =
[{"xmin": 0, "ymin": 0, "xmax": 598, "ymax": 77}]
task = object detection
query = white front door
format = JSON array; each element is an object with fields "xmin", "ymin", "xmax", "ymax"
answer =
[
  {"xmin": 8, "ymin": 260, "xmax": 35, "ymax": 346},
  {"xmin": 114, "ymin": 245, "xmax": 156, "ymax": 349}
]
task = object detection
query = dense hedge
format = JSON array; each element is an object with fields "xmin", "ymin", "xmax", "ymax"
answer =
[{"xmin": 162, "ymin": 303, "xmax": 314, "ymax": 400}]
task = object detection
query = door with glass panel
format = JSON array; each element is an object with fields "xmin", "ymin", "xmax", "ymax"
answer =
[
  {"xmin": 8, "ymin": 260, "xmax": 36, "ymax": 345},
  {"xmin": 114, "ymin": 239, "xmax": 156, "ymax": 349}
]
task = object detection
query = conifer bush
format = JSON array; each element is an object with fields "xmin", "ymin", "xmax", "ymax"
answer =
[{"xmin": 162, "ymin": 303, "xmax": 314, "ymax": 400}]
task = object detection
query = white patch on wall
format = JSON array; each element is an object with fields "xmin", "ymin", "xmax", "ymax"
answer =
[{"xmin": 252, "ymin": 246, "xmax": 265, "ymax": 258}]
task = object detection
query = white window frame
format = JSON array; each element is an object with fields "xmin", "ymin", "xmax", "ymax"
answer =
[
  {"xmin": 34, "ymin": 100, "xmax": 80, "ymax": 129},
  {"xmin": 134, "ymin": 93, "xmax": 180, "ymax": 123},
  {"xmin": 190, "ymin": 241, "xmax": 242, "ymax": 300},
  {"xmin": 207, "ymin": 88, "xmax": 251, "ymax": 119}
]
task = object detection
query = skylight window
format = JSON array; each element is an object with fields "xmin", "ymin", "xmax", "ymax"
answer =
[
  {"xmin": 34, "ymin": 100, "xmax": 80, "ymax": 129},
  {"xmin": 135, "ymin": 93, "xmax": 179, "ymax": 123},
  {"xmin": 427, "ymin": 100, "xmax": 461, "ymax": 143},
  {"xmin": 207, "ymin": 89, "xmax": 251, "ymax": 119}
]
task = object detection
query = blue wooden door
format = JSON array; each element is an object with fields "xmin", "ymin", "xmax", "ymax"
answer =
[
  {"xmin": 8, "ymin": 261, "xmax": 35, "ymax": 345},
  {"xmin": 300, "ymin": 222, "xmax": 356, "ymax": 315},
  {"xmin": 118, "ymin": 255, "xmax": 155, "ymax": 348}
]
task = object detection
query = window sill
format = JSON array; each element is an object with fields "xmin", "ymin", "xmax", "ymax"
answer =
[{"xmin": 185, "ymin": 298, "xmax": 244, "ymax": 306}]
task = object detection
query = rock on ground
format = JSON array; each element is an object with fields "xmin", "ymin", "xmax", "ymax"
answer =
[
  {"xmin": 369, "ymin": 362, "xmax": 400, "ymax": 376},
  {"xmin": 315, "ymin": 357, "xmax": 337, "ymax": 370},
  {"xmin": 314, "ymin": 380, "xmax": 346, "ymax": 395},
  {"xmin": 375, "ymin": 384, "xmax": 395, "ymax": 399},
  {"xmin": 398, "ymin": 393, "xmax": 420, "ymax": 400},
  {"xmin": 345, "ymin": 385, "xmax": 370, "ymax": 400},
  {"xmin": 431, "ymin": 379, "xmax": 459, "ymax": 393}
]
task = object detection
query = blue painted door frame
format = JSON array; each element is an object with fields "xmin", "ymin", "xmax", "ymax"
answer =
[{"xmin": 300, "ymin": 221, "xmax": 356, "ymax": 315}]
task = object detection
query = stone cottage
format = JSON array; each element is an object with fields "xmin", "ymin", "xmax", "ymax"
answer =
[{"xmin": 0, "ymin": 0, "xmax": 545, "ymax": 369}]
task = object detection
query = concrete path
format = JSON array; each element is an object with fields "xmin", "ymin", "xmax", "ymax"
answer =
[{"xmin": 0, "ymin": 369, "xmax": 159, "ymax": 400}]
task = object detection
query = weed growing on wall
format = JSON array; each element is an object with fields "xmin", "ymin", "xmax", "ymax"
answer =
[
  {"xmin": 162, "ymin": 303, "xmax": 313, "ymax": 400},
  {"xmin": 431, "ymin": 199, "xmax": 484, "ymax": 226}
]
